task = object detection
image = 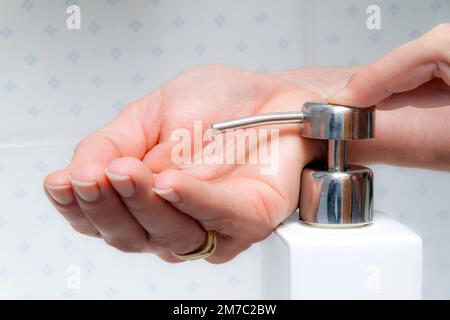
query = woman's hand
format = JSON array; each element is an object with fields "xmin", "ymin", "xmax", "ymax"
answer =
[
  {"xmin": 44, "ymin": 22, "xmax": 450, "ymax": 263},
  {"xmin": 328, "ymin": 23, "xmax": 450, "ymax": 109},
  {"xmin": 44, "ymin": 65, "xmax": 325, "ymax": 263}
]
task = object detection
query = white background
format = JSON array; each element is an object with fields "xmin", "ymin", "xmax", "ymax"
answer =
[{"xmin": 0, "ymin": 0, "xmax": 449, "ymax": 299}]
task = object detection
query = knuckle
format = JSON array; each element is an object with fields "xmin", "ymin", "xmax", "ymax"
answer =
[
  {"xmin": 147, "ymin": 236, "xmax": 169, "ymax": 248},
  {"xmin": 206, "ymin": 243, "xmax": 251, "ymax": 264},
  {"xmin": 167, "ymin": 64, "xmax": 238, "ymax": 91},
  {"xmin": 241, "ymin": 216, "xmax": 271, "ymax": 243},
  {"xmin": 204, "ymin": 216, "xmax": 234, "ymax": 234},
  {"xmin": 171, "ymin": 239, "xmax": 199, "ymax": 254},
  {"xmin": 148, "ymin": 234, "xmax": 185, "ymax": 251},
  {"xmin": 148, "ymin": 231, "xmax": 210, "ymax": 255},
  {"xmin": 195, "ymin": 63, "xmax": 231, "ymax": 73},
  {"xmin": 83, "ymin": 209, "xmax": 109, "ymax": 221},
  {"xmin": 159, "ymin": 255, "xmax": 184, "ymax": 264},
  {"xmin": 365, "ymin": 61, "xmax": 378, "ymax": 73},
  {"xmin": 182, "ymin": 64, "xmax": 238, "ymax": 81},
  {"xmin": 104, "ymin": 237, "xmax": 144, "ymax": 253},
  {"xmin": 72, "ymin": 136, "xmax": 90, "ymax": 156},
  {"xmin": 73, "ymin": 227, "xmax": 100, "ymax": 238},
  {"xmin": 360, "ymin": 59, "xmax": 391, "ymax": 85},
  {"xmin": 430, "ymin": 23, "xmax": 450, "ymax": 42},
  {"xmin": 78, "ymin": 230, "xmax": 99, "ymax": 237},
  {"xmin": 206, "ymin": 257, "xmax": 229, "ymax": 264},
  {"xmin": 251, "ymin": 223, "xmax": 273, "ymax": 243}
]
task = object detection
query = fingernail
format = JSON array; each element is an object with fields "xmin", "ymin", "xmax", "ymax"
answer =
[
  {"xmin": 152, "ymin": 187, "xmax": 180, "ymax": 203},
  {"xmin": 105, "ymin": 169, "xmax": 135, "ymax": 198},
  {"xmin": 46, "ymin": 185, "xmax": 75, "ymax": 205},
  {"xmin": 70, "ymin": 178, "xmax": 100, "ymax": 202}
]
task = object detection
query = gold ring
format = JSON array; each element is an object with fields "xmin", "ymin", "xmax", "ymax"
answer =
[{"xmin": 172, "ymin": 230, "xmax": 217, "ymax": 261}]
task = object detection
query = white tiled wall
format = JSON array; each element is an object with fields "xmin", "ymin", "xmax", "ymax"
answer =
[
  {"xmin": 307, "ymin": 0, "xmax": 450, "ymax": 65},
  {"xmin": 0, "ymin": 0, "xmax": 306, "ymax": 143},
  {"xmin": 0, "ymin": 0, "xmax": 449, "ymax": 299}
]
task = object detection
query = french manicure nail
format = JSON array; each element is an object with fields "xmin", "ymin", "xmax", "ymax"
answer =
[
  {"xmin": 46, "ymin": 185, "xmax": 75, "ymax": 205},
  {"xmin": 70, "ymin": 178, "xmax": 100, "ymax": 202},
  {"xmin": 152, "ymin": 187, "xmax": 180, "ymax": 203},
  {"xmin": 105, "ymin": 169, "xmax": 135, "ymax": 198}
]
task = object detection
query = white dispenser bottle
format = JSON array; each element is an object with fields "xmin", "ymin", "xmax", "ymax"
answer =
[{"xmin": 261, "ymin": 211, "xmax": 422, "ymax": 299}]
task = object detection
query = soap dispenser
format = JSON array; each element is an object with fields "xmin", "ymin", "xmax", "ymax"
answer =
[{"xmin": 213, "ymin": 103, "xmax": 423, "ymax": 299}]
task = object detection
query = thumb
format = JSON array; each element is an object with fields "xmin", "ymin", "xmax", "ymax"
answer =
[
  {"xmin": 153, "ymin": 169, "xmax": 265, "ymax": 263},
  {"xmin": 152, "ymin": 169, "xmax": 272, "ymax": 240}
]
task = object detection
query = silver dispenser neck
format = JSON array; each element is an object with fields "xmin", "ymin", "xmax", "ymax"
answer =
[{"xmin": 212, "ymin": 111, "xmax": 306, "ymax": 131}]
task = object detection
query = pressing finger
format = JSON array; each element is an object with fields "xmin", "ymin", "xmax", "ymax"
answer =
[{"xmin": 329, "ymin": 24, "xmax": 450, "ymax": 107}]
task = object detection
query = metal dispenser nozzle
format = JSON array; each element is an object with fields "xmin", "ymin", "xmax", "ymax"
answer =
[{"xmin": 212, "ymin": 102, "xmax": 375, "ymax": 228}]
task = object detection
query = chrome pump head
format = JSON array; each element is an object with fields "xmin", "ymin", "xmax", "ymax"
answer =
[{"xmin": 212, "ymin": 102, "xmax": 375, "ymax": 228}]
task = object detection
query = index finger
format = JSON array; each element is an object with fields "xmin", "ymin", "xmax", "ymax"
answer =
[{"xmin": 328, "ymin": 23, "xmax": 450, "ymax": 108}]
